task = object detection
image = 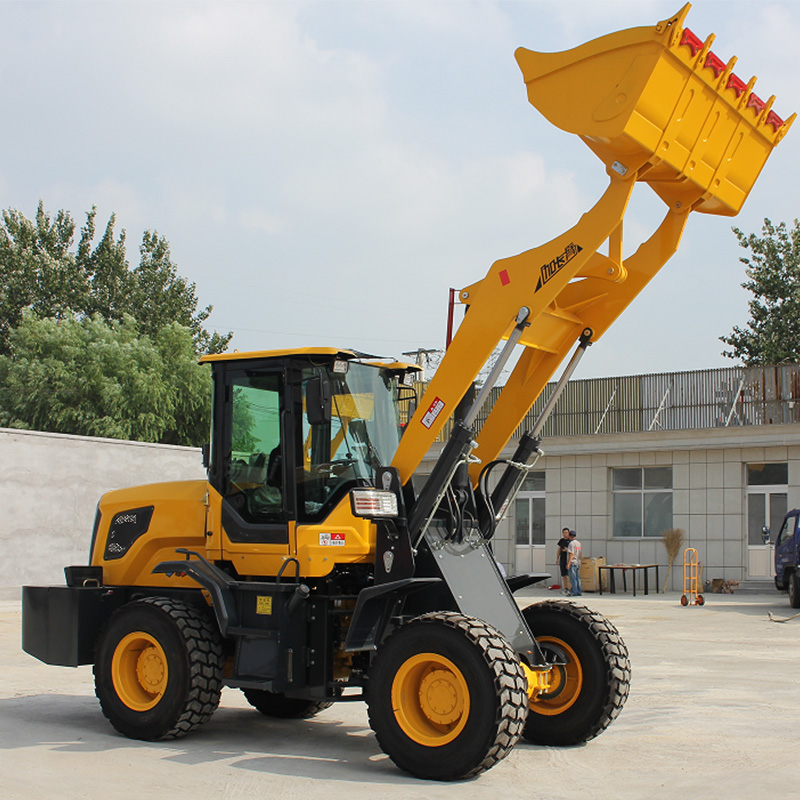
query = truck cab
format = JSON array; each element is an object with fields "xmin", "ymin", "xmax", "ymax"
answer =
[{"xmin": 773, "ymin": 510, "xmax": 800, "ymax": 608}]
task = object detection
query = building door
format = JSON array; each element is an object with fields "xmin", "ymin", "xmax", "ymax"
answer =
[
  {"xmin": 746, "ymin": 463, "xmax": 788, "ymax": 579},
  {"xmin": 513, "ymin": 472, "xmax": 546, "ymax": 576}
]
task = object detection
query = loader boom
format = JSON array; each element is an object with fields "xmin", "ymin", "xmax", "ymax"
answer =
[{"xmin": 391, "ymin": 2, "xmax": 793, "ymax": 488}]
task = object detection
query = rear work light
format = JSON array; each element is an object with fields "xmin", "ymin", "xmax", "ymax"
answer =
[{"xmin": 350, "ymin": 489, "xmax": 399, "ymax": 518}]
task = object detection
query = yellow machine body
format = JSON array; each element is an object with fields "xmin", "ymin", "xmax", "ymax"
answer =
[
  {"xmin": 92, "ymin": 4, "xmax": 791, "ymax": 584},
  {"xmin": 92, "ymin": 481, "xmax": 209, "ymax": 589},
  {"xmin": 25, "ymin": 8, "xmax": 791, "ymax": 781}
]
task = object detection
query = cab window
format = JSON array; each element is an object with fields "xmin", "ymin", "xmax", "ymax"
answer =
[
  {"xmin": 225, "ymin": 373, "xmax": 285, "ymax": 523},
  {"xmin": 776, "ymin": 515, "xmax": 797, "ymax": 548}
]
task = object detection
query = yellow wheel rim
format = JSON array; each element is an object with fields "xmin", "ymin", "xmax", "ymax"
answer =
[
  {"xmin": 531, "ymin": 637, "xmax": 583, "ymax": 717},
  {"xmin": 391, "ymin": 652, "xmax": 470, "ymax": 746},
  {"xmin": 111, "ymin": 631, "xmax": 169, "ymax": 712}
]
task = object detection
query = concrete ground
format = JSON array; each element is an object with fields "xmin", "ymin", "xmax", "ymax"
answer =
[{"xmin": 2, "ymin": 586, "xmax": 800, "ymax": 800}]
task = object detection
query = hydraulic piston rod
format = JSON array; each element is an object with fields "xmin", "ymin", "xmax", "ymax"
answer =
[{"xmin": 529, "ymin": 327, "xmax": 593, "ymax": 439}]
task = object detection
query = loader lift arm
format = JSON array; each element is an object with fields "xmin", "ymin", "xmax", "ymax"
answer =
[{"xmin": 391, "ymin": 3, "xmax": 793, "ymax": 497}]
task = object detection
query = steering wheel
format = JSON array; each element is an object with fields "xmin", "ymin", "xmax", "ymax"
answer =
[{"xmin": 314, "ymin": 458, "xmax": 357, "ymax": 477}]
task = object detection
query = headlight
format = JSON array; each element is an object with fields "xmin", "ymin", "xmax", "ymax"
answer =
[{"xmin": 350, "ymin": 489, "xmax": 398, "ymax": 518}]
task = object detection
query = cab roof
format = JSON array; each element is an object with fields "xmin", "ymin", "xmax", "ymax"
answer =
[
  {"xmin": 199, "ymin": 347, "xmax": 356, "ymax": 364},
  {"xmin": 199, "ymin": 348, "xmax": 420, "ymax": 373}
]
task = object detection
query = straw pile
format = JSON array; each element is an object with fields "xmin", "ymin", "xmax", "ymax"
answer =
[{"xmin": 661, "ymin": 528, "xmax": 684, "ymax": 593}]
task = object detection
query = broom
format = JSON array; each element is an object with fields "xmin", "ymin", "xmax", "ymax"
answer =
[{"xmin": 661, "ymin": 528, "xmax": 684, "ymax": 593}]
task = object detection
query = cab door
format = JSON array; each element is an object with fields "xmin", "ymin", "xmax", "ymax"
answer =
[
  {"xmin": 207, "ymin": 364, "xmax": 295, "ymax": 576},
  {"xmin": 775, "ymin": 512, "xmax": 798, "ymax": 586}
]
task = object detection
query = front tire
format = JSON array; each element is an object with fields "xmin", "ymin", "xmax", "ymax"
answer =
[
  {"xmin": 521, "ymin": 600, "xmax": 630, "ymax": 746},
  {"xmin": 94, "ymin": 597, "xmax": 224, "ymax": 740},
  {"xmin": 367, "ymin": 612, "xmax": 528, "ymax": 780}
]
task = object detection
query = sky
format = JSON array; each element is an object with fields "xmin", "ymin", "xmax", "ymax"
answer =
[{"xmin": 2, "ymin": 0, "xmax": 799, "ymax": 380}]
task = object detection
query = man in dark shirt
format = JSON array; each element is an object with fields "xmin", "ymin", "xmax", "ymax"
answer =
[{"xmin": 557, "ymin": 527, "xmax": 571, "ymax": 593}]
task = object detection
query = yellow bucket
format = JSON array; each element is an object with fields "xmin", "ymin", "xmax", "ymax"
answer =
[{"xmin": 516, "ymin": 3, "xmax": 794, "ymax": 216}]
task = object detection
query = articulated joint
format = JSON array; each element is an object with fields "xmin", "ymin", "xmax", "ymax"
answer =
[
  {"xmin": 578, "ymin": 327, "xmax": 594, "ymax": 349},
  {"xmin": 521, "ymin": 661, "xmax": 553, "ymax": 699}
]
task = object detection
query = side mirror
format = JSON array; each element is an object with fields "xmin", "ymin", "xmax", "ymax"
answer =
[
  {"xmin": 306, "ymin": 376, "xmax": 332, "ymax": 425},
  {"xmin": 762, "ymin": 526, "xmax": 771, "ymax": 545}
]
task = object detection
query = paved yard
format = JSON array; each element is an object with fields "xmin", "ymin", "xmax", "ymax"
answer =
[{"xmin": 2, "ymin": 587, "xmax": 799, "ymax": 799}]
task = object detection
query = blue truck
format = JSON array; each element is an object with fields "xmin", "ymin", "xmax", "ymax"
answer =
[{"xmin": 771, "ymin": 511, "xmax": 800, "ymax": 608}]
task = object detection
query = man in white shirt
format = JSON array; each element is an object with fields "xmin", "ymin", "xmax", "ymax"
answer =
[{"xmin": 566, "ymin": 530, "xmax": 583, "ymax": 597}]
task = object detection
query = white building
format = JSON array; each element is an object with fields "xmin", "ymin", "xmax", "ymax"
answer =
[{"xmin": 442, "ymin": 364, "xmax": 800, "ymax": 591}]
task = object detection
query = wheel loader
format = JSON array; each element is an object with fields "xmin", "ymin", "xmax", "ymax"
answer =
[{"xmin": 22, "ymin": 4, "xmax": 792, "ymax": 781}]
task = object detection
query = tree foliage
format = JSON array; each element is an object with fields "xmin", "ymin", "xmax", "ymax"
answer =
[
  {"xmin": 0, "ymin": 313, "xmax": 211, "ymax": 446},
  {"xmin": 0, "ymin": 202, "xmax": 228, "ymax": 444},
  {"xmin": 721, "ymin": 219, "xmax": 800, "ymax": 365},
  {"xmin": 0, "ymin": 202, "xmax": 231, "ymax": 356}
]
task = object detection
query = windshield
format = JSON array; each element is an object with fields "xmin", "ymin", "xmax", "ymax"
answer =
[{"xmin": 299, "ymin": 361, "xmax": 402, "ymax": 520}]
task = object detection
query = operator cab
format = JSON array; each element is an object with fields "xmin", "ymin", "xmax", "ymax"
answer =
[{"xmin": 200, "ymin": 348, "xmax": 418, "ymax": 545}]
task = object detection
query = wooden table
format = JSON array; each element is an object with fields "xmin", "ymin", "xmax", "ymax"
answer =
[{"xmin": 598, "ymin": 563, "xmax": 659, "ymax": 596}]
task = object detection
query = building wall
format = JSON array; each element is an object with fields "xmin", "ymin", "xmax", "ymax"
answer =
[
  {"xmin": 486, "ymin": 424, "xmax": 800, "ymax": 590},
  {"xmin": 4, "ymin": 421, "xmax": 799, "ymax": 595},
  {"xmin": 0, "ymin": 427, "xmax": 204, "ymax": 591}
]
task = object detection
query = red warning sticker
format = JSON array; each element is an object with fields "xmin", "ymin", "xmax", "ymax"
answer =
[
  {"xmin": 421, "ymin": 397, "xmax": 445, "ymax": 429},
  {"xmin": 319, "ymin": 532, "xmax": 346, "ymax": 547}
]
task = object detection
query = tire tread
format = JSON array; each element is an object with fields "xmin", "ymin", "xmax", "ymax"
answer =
[
  {"xmin": 525, "ymin": 599, "xmax": 630, "ymax": 744},
  {"xmin": 94, "ymin": 596, "xmax": 224, "ymax": 740},
  {"xmin": 368, "ymin": 611, "xmax": 528, "ymax": 780}
]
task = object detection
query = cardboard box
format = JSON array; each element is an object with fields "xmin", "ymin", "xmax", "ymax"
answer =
[{"xmin": 579, "ymin": 556, "xmax": 607, "ymax": 592}]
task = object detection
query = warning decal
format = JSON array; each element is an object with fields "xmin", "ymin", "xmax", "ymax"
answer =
[
  {"xmin": 421, "ymin": 397, "xmax": 445, "ymax": 429},
  {"xmin": 256, "ymin": 596, "xmax": 273, "ymax": 615},
  {"xmin": 319, "ymin": 532, "xmax": 346, "ymax": 547}
]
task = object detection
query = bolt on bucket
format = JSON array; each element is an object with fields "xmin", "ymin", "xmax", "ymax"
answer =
[{"xmin": 515, "ymin": 2, "xmax": 794, "ymax": 216}]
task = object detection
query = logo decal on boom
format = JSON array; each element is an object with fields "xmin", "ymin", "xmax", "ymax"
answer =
[{"xmin": 535, "ymin": 242, "xmax": 583, "ymax": 292}]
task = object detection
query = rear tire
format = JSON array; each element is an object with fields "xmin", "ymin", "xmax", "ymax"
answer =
[
  {"xmin": 94, "ymin": 597, "xmax": 224, "ymax": 740},
  {"xmin": 367, "ymin": 611, "xmax": 528, "ymax": 780},
  {"xmin": 790, "ymin": 573, "xmax": 800, "ymax": 609},
  {"xmin": 242, "ymin": 688, "xmax": 332, "ymax": 719},
  {"xmin": 521, "ymin": 600, "xmax": 630, "ymax": 746}
]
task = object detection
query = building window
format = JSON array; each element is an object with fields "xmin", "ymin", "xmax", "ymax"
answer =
[
  {"xmin": 612, "ymin": 467, "xmax": 672, "ymax": 538},
  {"xmin": 747, "ymin": 462, "xmax": 788, "ymax": 486},
  {"xmin": 514, "ymin": 471, "xmax": 546, "ymax": 546}
]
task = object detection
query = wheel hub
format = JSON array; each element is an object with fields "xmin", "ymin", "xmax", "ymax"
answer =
[
  {"xmin": 419, "ymin": 669, "xmax": 464, "ymax": 725},
  {"xmin": 391, "ymin": 652, "xmax": 471, "ymax": 746},
  {"xmin": 111, "ymin": 631, "xmax": 169, "ymax": 712},
  {"xmin": 137, "ymin": 647, "xmax": 167, "ymax": 691},
  {"xmin": 530, "ymin": 637, "xmax": 583, "ymax": 716}
]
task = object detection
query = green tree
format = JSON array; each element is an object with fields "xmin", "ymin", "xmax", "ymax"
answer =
[
  {"xmin": 721, "ymin": 218, "xmax": 800, "ymax": 365},
  {"xmin": 0, "ymin": 313, "xmax": 211, "ymax": 446},
  {"xmin": 0, "ymin": 204, "xmax": 88, "ymax": 349},
  {"xmin": 0, "ymin": 201, "xmax": 231, "ymax": 356},
  {"xmin": 133, "ymin": 230, "xmax": 230, "ymax": 355}
]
